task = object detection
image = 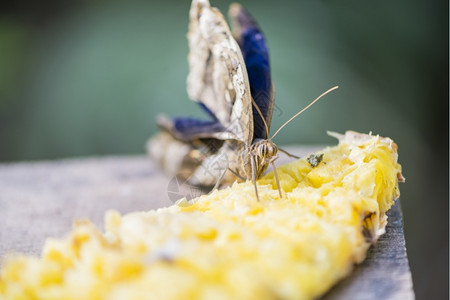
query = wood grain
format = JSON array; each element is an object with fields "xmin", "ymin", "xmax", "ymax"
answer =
[{"xmin": 0, "ymin": 151, "xmax": 414, "ymax": 299}]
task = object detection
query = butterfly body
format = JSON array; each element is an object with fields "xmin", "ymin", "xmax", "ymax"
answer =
[{"xmin": 236, "ymin": 139, "xmax": 278, "ymax": 181}]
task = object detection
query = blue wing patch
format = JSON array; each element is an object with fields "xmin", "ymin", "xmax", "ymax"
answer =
[
  {"xmin": 157, "ymin": 102, "xmax": 226, "ymax": 142},
  {"xmin": 173, "ymin": 117, "xmax": 226, "ymax": 141},
  {"xmin": 158, "ymin": 115, "xmax": 226, "ymax": 143}
]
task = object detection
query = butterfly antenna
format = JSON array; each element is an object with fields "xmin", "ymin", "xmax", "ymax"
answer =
[
  {"xmin": 251, "ymin": 97, "xmax": 270, "ymax": 139},
  {"xmin": 271, "ymin": 86, "xmax": 339, "ymax": 139}
]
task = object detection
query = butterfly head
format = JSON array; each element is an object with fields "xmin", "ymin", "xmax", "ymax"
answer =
[{"xmin": 253, "ymin": 139, "xmax": 278, "ymax": 162}]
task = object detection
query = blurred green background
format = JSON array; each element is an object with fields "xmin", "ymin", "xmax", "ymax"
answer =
[{"xmin": 0, "ymin": 0, "xmax": 447, "ymax": 298}]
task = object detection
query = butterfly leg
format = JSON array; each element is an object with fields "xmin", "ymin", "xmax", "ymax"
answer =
[
  {"xmin": 271, "ymin": 161, "xmax": 283, "ymax": 198},
  {"xmin": 250, "ymin": 155, "xmax": 260, "ymax": 202},
  {"xmin": 210, "ymin": 167, "xmax": 227, "ymax": 193},
  {"xmin": 278, "ymin": 147, "xmax": 300, "ymax": 159},
  {"xmin": 227, "ymin": 168, "xmax": 246, "ymax": 181}
]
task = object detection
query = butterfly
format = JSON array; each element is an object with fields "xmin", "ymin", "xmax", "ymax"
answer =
[{"xmin": 148, "ymin": 0, "xmax": 337, "ymax": 201}]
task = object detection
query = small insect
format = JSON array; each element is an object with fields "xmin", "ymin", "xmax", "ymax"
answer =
[
  {"xmin": 148, "ymin": 0, "xmax": 337, "ymax": 201},
  {"xmin": 307, "ymin": 153, "xmax": 324, "ymax": 168}
]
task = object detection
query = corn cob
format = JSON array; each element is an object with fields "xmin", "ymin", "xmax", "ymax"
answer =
[{"xmin": 0, "ymin": 131, "xmax": 404, "ymax": 300}]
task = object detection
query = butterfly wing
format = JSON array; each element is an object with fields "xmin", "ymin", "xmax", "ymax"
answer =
[
  {"xmin": 229, "ymin": 4, "xmax": 274, "ymax": 141},
  {"xmin": 186, "ymin": 0, "xmax": 253, "ymax": 145},
  {"xmin": 162, "ymin": 1, "xmax": 273, "ymax": 145}
]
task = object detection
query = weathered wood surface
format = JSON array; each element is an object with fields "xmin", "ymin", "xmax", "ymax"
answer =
[{"xmin": 0, "ymin": 151, "xmax": 414, "ymax": 299}]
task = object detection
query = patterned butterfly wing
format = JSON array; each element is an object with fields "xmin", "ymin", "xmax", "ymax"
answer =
[
  {"xmin": 168, "ymin": 0, "xmax": 273, "ymax": 144},
  {"xmin": 185, "ymin": 0, "xmax": 253, "ymax": 145},
  {"xmin": 229, "ymin": 4, "xmax": 274, "ymax": 141}
]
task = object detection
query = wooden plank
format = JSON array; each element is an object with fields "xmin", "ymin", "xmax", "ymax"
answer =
[
  {"xmin": 0, "ymin": 153, "xmax": 414, "ymax": 299},
  {"xmin": 322, "ymin": 201, "xmax": 414, "ymax": 300},
  {"xmin": 0, "ymin": 156, "xmax": 170, "ymax": 257}
]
